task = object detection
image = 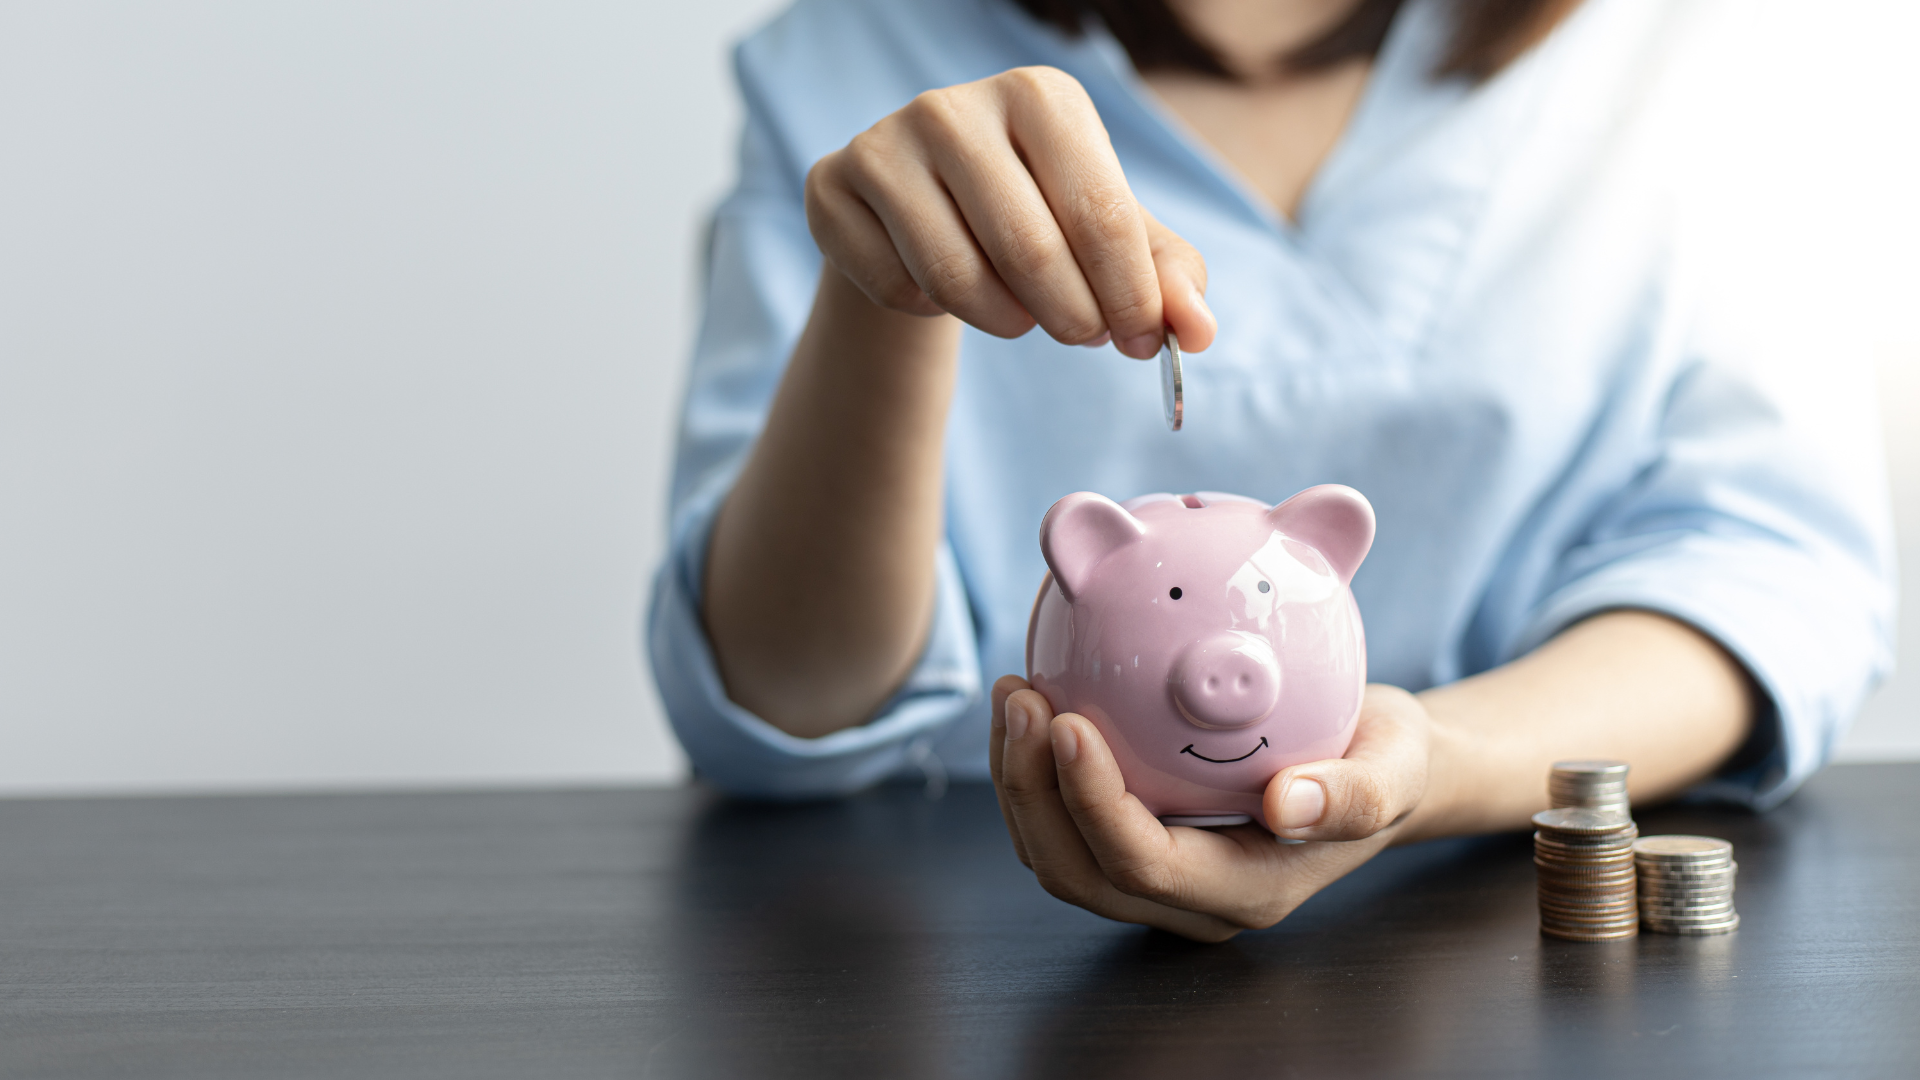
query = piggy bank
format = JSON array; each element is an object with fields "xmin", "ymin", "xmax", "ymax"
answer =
[{"xmin": 1025, "ymin": 486, "xmax": 1374, "ymax": 830}]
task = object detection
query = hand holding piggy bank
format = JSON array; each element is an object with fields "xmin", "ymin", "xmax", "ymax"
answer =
[{"xmin": 1025, "ymin": 486, "xmax": 1374, "ymax": 830}]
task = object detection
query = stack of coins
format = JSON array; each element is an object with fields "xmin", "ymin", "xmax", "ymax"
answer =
[
  {"xmin": 1549, "ymin": 760, "xmax": 1631, "ymax": 816},
  {"xmin": 1635, "ymin": 836, "xmax": 1739, "ymax": 935},
  {"xmin": 1534, "ymin": 808, "xmax": 1639, "ymax": 941}
]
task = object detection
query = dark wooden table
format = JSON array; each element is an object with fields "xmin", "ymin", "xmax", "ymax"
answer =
[{"xmin": 3, "ymin": 764, "xmax": 1915, "ymax": 1079}]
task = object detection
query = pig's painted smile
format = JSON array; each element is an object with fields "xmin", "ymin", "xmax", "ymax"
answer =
[{"xmin": 1180, "ymin": 737, "xmax": 1269, "ymax": 764}]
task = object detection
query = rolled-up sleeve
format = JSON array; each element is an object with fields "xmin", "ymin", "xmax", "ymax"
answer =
[
  {"xmin": 1511, "ymin": 337, "xmax": 1897, "ymax": 810},
  {"xmin": 644, "ymin": 49, "xmax": 982, "ymax": 799}
]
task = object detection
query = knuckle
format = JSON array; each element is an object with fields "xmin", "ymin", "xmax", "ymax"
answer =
[
  {"xmin": 1003, "ymin": 65, "xmax": 1085, "ymax": 105},
  {"xmin": 1097, "ymin": 285, "xmax": 1157, "ymax": 335},
  {"xmin": 995, "ymin": 216, "xmax": 1062, "ymax": 280},
  {"xmin": 1064, "ymin": 189, "xmax": 1137, "ymax": 242},
  {"xmin": 1033, "ymin": 863, "xmax": 1092, "ymax": 907},
  {"xmin": 1037, "ymin": 305, "xmax": 1109, "ymax": 345},
  {"xmin": 1106, "ymin": 857, "xmax": 1177, "ymax": 902},
  {"xmin": 997, "ymin": 769, "xmax": 1050, "ymax": 806},
  {"xmin": 1057, "ymin": 321, "xmax": 1109, "ymax": 346},
  {"xmin": 839, "ymin": 131, "xmax": 895, "ymax": 188},
  {"xmin": 1339, "ymin": 772, "xmax": 1396, "ymax": 835},
  {"xmin": 870, "ymin": 271, "xmax": 927, "ymax": 312},
  {"xmin": 918, "ymin": 249, "xmax": 988, "ymax": 309},
  {"xmin": 802, "ymin": 155, "xmax": 832, "ymax": 200},
  {"xmin": 902, "ymin": 87, "xmax": 969, "ymax": 141}
]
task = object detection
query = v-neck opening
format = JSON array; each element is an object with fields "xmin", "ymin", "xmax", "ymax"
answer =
[
  {"xmin": 981, "ymin": 0, "xmax": 1538, "ymax": 362},
  {"xmin": 1034, "ymin": 0, "xmax": 1457, "ymax": 245}
]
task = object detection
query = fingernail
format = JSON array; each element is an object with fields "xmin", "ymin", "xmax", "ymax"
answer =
[
  {"xmin": 1119, "ymin": 332, "xmax": 1161, "ymax": 359},
  {"xmin": 1080, "ymin": 330, "xmax": 1111, "ymax": 349},
  {"xmin": 1051, "ymin": 720, "xmax": 1080, "ymax": 765},
  {"xmin": 1004, "ymin": 699, "xmax": 1029, "ymax": 742},
  {"xmin": 1277, "ymin": 777, "xmax": 1326, "ymax": 830}
]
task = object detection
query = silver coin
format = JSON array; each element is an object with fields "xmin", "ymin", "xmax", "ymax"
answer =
[
  {"xmin": 1640, "ymin": 896, "xmax": 1737, "ymax": 912},
  {"xmin": 1532, "ymin": 808, "xmax": 1635, "ymax": 834},
  {"xmin": 1639, "ymin": 877, "xmax": 1737, "ymax": 890},
  {"xmin": 1645, "ymin": 916, "xmax": 1741, "ymax": 931},
  {"xmin": 1647, "ymin": 915, "xmax": 1740, "ymax": 936},
  {"xmin": 1159, "ymin": 331, "xmax": 1183, "ymax": 431},
  {"xmin": 1639, "ymin": 856, "xmax": 1737, "ymax": 868},
  {"xmin": 1634, "ymin": 835, "xmax": 1733, "ymax": 859},
  {"xmin": 1551, "ymin": 760, "xmax": 1631, "ymax": 779},
  {"xmin": 1640, "ymin": 891, "xmax": 1737, "ymax": 906},
  {"xmin": 1640, "ymin": 875, "xmax": 1735, "ymax": 888}
]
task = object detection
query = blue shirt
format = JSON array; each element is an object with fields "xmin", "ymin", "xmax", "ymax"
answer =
[{"xmin": 648, "ymin": 0, "xmax": 1895, "ymax": 809}]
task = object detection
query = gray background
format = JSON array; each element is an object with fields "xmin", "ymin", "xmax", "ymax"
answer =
[{"xmin": 2, "ymin": 0, "xmax": 1914, "ymax": 796}]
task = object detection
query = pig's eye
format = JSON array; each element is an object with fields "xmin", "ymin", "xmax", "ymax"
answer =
[
  {"xmin": 1257, "ymin": 581, "xmax": 1271, "ymax": 594},
  {"xmin": 1169, "ymin": 587, "xmax": 1183, "ymax": 600}
]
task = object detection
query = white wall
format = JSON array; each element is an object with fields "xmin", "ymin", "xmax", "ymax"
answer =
[
  {"xmin": 0, "ymin": 1, "xmax": 1914, "ymax": 796},
  {"xmin": 1847, "ymin": 342, "xmax": 1920, "ymax": 761},
  {"xmin": 0, "ymin": 1, "xmax": 784, "ymax": 794}
]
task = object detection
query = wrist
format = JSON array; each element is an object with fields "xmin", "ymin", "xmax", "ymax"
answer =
[
  {"xmin": 787, "ymin": 264, "xmax": 964, "ymax": 436},
  {"xmin": 1395, "ymin": 704, "xmax": 1482, "ymax": 844},
  {"xmin": 815, "ymin": 261, "xmax": 961, "ymax": 358}
]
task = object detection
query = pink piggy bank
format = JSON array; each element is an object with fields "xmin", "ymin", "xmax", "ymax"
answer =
[{"xmin": 1024, "ymin": 486, "xmax": 1374, "ymax": 830}]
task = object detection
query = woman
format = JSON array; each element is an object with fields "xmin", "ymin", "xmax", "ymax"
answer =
[{"xmin": 649, "ymin": 0, "xmax": 1893, "ymax": 940}]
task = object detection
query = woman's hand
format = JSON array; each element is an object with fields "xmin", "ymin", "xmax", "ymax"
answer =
[
  {"xmin": 805, "ymin": 66, "xmax": 1217, "ymax": 358},
  {"xmin": 989, "ymin": 676, "xmax": 1433, "ymax": 942}
]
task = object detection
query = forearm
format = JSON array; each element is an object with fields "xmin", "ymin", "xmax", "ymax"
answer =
[
  {"xmin": 704, "ymin": 267, "xmax": 962, "ymax": 738},
  {"xmin": 1400, "ymin": 609, "xmax": 1756, "ymax": 842}
]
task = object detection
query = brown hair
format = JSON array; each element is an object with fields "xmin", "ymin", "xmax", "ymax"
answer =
[{"xmin": 1011, "ymin": 0, "xmax": 1582, "ymax": 82}]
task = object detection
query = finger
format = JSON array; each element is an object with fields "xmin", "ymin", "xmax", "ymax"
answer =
[
  {"xmin": 838, "ymin": 131, "xmax": 1037, "ymax": 337},
  {"xmin": 1144, "ymin": 210, "xmax": 1216, "ymax": 353},
  {"xmin": 1265, "ymin": 688, "xmax": 1430, "ymax": 842},
  {"xmin": 933, "ymin": 137, "xmax": 1109, "ymax": 346},
  {"xmin": 1052, "ymin": 713, "xmax": 1311, "ymax": 929},
  {"xmin": 1048, "ymin": 713, "xmax": 1191, "ymax": 902},
  {"xmin": 999, "ymin": 68, "xmax": 1164, "ymax": 358},
  {"xmin": 989, "ymin": 674, "xmax": 1032, "ymax": 865},
  {"xmin": 996, "ymin": 687, "xmax": 1061, "ymax": 826},
  {"xmin": 805, "ymin": 155, "xmax": 945, "ymax": 318},
  {"xmin": 996, "ymin": 687, "xmax": 1058, "ymax": 871},
  {"xmin": 998, "ymin": 694, "xmax": 1240, "ymax": 939}
]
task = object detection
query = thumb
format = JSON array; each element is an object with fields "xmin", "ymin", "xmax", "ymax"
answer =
[
  {"xmin": 1264, "ymin": 686, "xmax": 1430, "ymax": 841},
  {"xmin": 1144, "ymin": 209, "xmax": 1215, "ymax": 353}
]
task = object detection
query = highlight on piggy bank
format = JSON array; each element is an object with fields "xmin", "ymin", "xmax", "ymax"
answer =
[{"xmin": 1024, "ymin": 487, "xmax": 1374, "ymax": 831}]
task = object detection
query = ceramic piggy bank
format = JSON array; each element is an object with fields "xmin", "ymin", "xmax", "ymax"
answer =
[{"xmin": 1025, "ymin": 486, "xmax": 1374, "ymax": 830}]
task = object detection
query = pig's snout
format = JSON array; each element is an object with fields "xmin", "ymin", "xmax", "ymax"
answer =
[{"xmin": 1169, "ymin": 632, "xmax": 1281, "ymax": 729}]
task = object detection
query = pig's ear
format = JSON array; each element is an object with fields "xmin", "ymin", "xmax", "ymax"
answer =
[
  {"xmin": 1267, "ymin": 485, "xmax": 1375, "ymax": 585},
  {"xmin": 1040, "ymin": 492, "xmax": 1147, "ymax": 602}
]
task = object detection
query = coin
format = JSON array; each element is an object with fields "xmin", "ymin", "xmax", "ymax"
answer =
[
  {"xmin": 1634, "ymin": 834, "xmax": 1738, "ymax": 936},
  {"xmin": 1549, "ymin": 760, "xmax": 1631, "ymax": 815},
  {"xmin": 1159, "ymin": 331, "xmax": 1183, "ymax": 432},
  {"xmin": 1543, "ymin": 924, "xmax": 1642, "ymax": 936},
  {"xmin": 1634, "ymin": 835, "xmax": 1730, "ymax": 856},
  {"xmin": 1532, "ymin": 808, "xmax": 1635, "ymax": 834},
  {"xmin": 1535, "ymin": 803, "xmax": 1639, "ymax": 941},
  {"xmin": 1639, "ymin": 878, "xmax": 1736, "ymax": 892},
  {"xmin": 1639, "ymin": 860, "xmax": 1737, "ymax": 875},
  {"xmin": 1651, "ymin": 915, "xmax": 1741, "ymax": 936}
]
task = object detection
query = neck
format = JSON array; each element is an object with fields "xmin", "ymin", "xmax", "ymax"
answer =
[{"xmin": 1165, "ymin": 0, "xmax": 1371, "ymax": 80}]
